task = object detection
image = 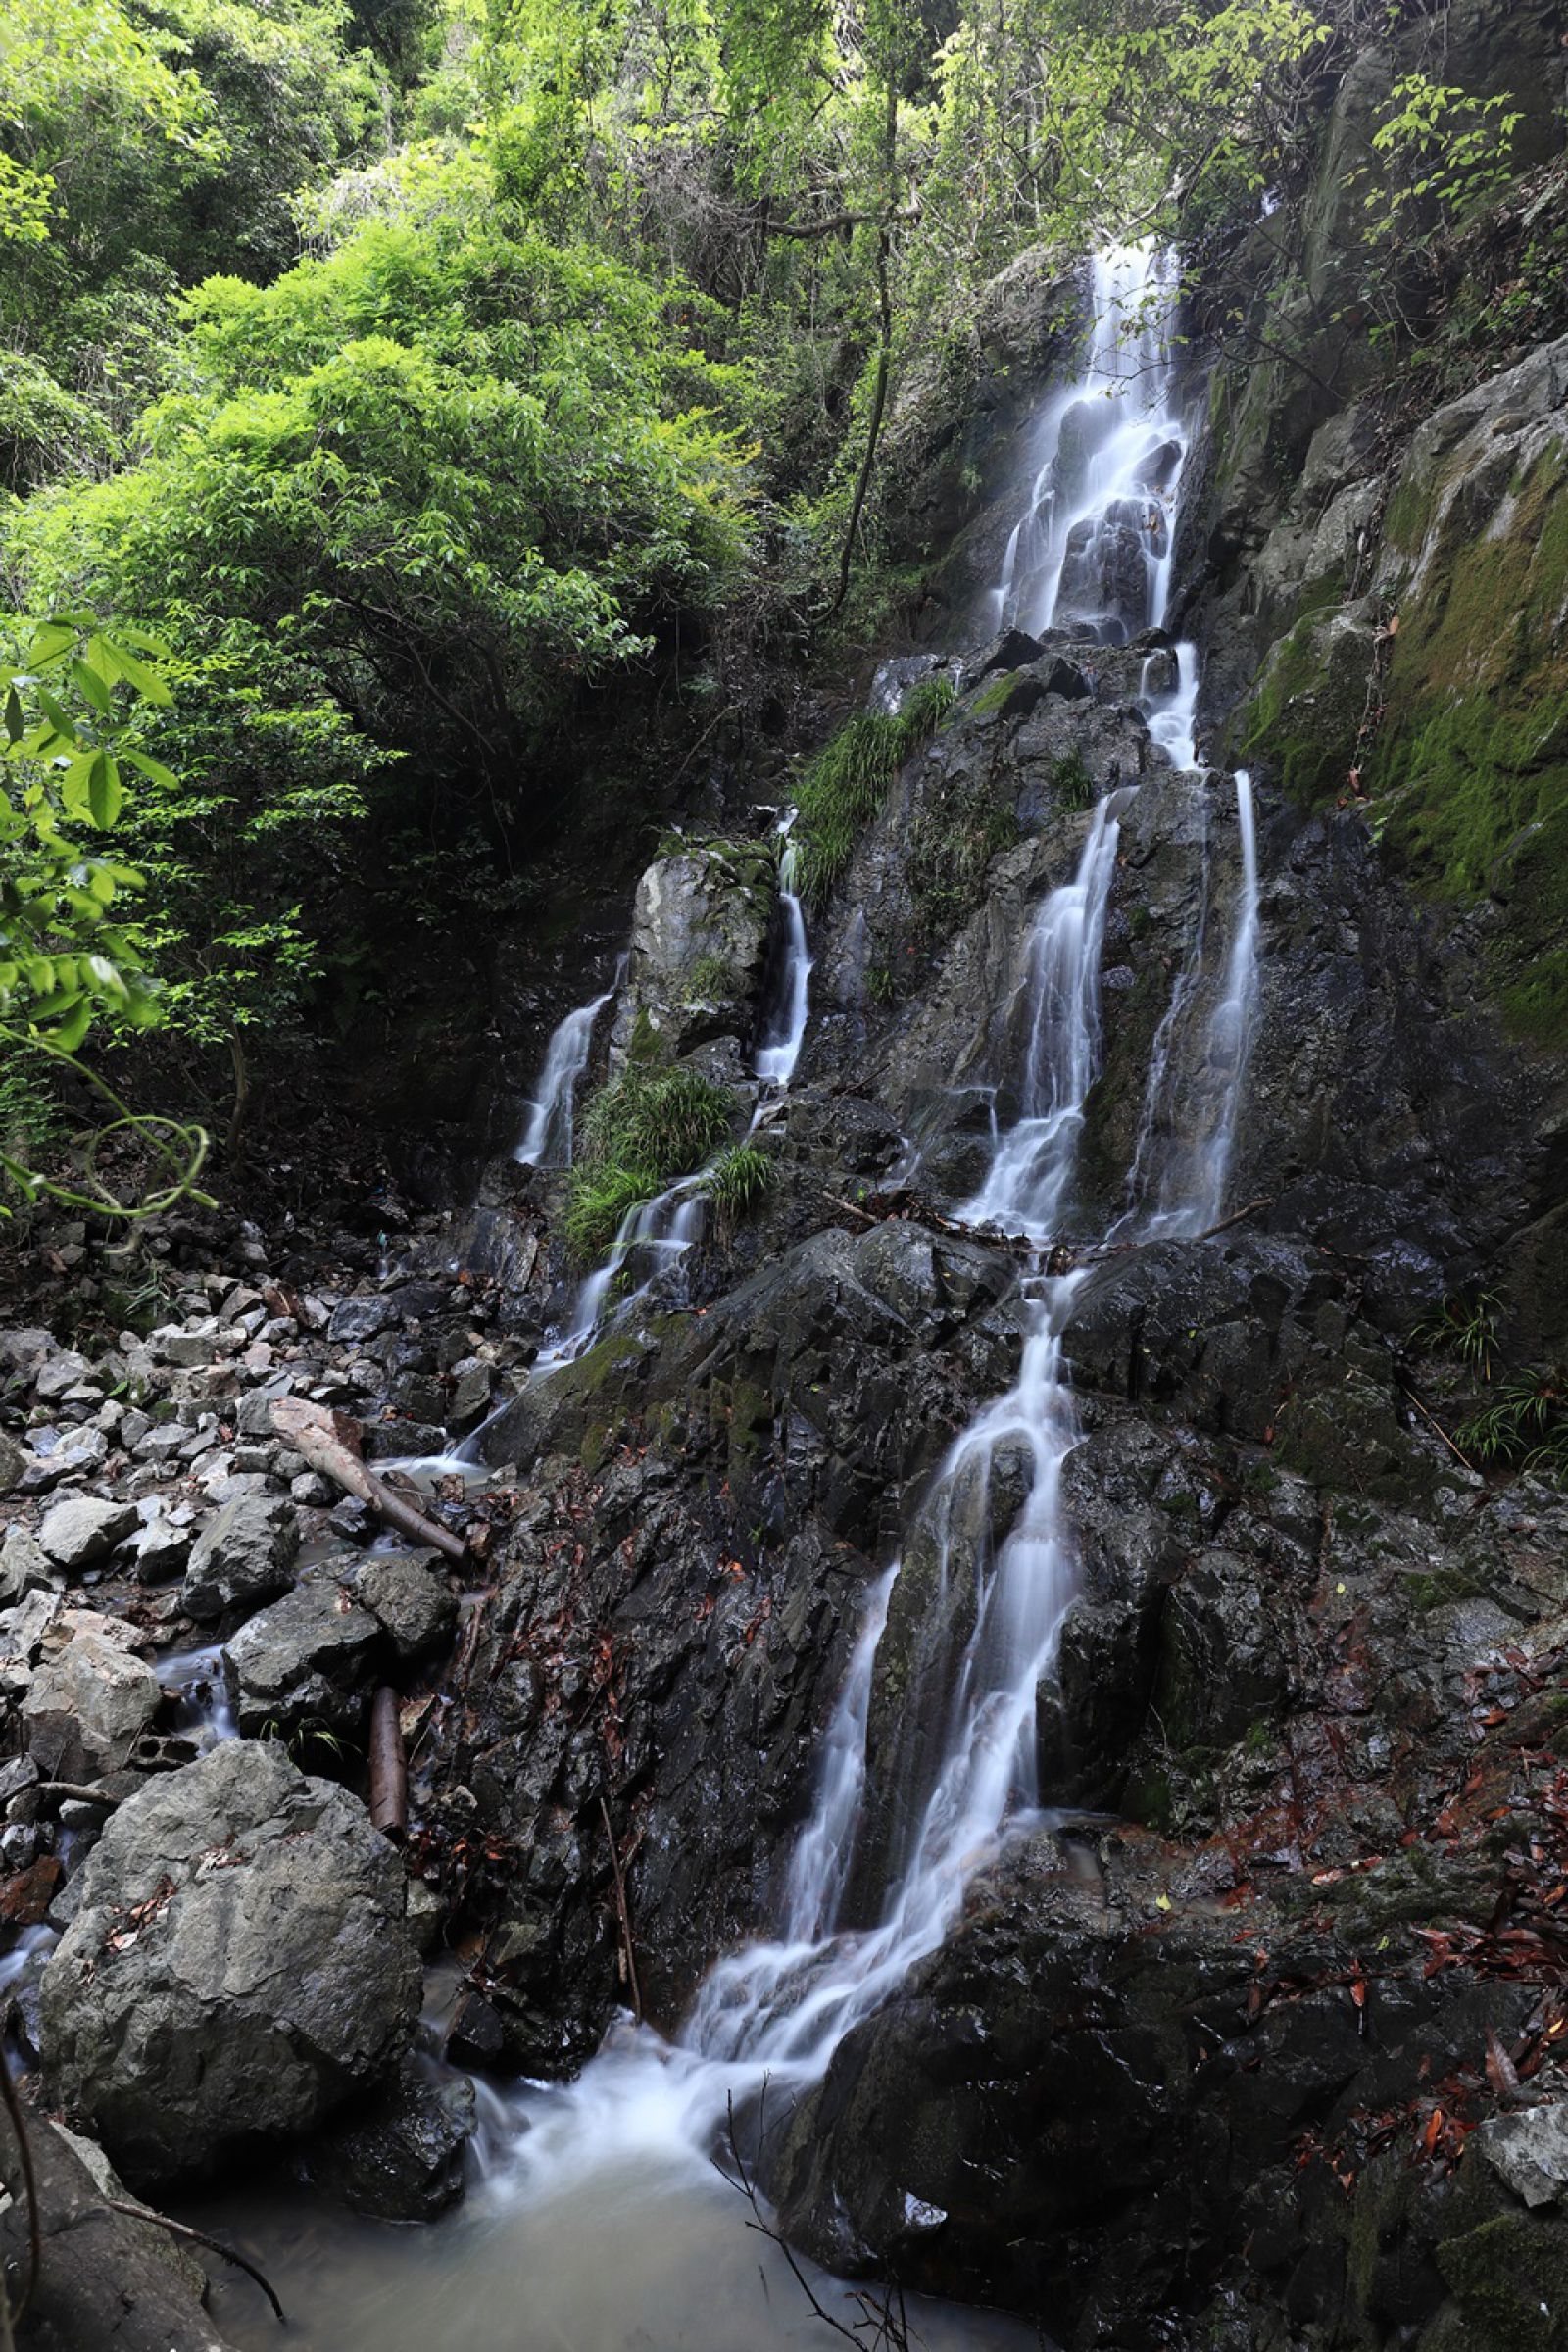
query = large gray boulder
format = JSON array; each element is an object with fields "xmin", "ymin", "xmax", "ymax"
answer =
[
  {"xmin": 181, "ymin": 1494, "xmax": 298, "ymax": 1623},
  {"xmin": 40, "ymin": 1740, "xmax": 421, "ymax": 2186},
  {"xmin": 0, "ymin": 2113, "xmax": 238, "ymax": 2351},
  {"xmin": 610, "ymin": 843, "xmax": 774, "ymax": 1065}
]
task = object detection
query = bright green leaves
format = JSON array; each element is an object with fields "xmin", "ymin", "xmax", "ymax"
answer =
[
  {"xmin": 0, "ymin": 614, "xmax": 175, "ymax": 1049},
  {"xmin": 1365, "ymin": 74, "xmax": 1525, "ymax": 234}
]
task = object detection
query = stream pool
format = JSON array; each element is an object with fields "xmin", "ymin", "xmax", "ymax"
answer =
[{"xmin": 184, "ymin": 2135, "xmax": 1045, "ymax": 2352}]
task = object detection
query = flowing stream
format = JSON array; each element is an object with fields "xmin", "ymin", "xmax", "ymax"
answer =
[{"xmin": 196, "ymin": 241, "xmax": 1261, "ymax": 2351}]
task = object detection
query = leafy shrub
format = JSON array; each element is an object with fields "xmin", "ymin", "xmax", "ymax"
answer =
[
  {"xmin": 795, "ymin": 674, "xmax": 955, "ymax": 906},
  {"xmin": 564, "ymin": 1063, "xmax": 734, "ymax": 1262}
]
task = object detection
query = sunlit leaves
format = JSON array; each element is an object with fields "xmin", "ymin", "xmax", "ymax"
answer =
[{"xmin": 0, "ymin": 615, "xmax": 172, "ymax": 1047}]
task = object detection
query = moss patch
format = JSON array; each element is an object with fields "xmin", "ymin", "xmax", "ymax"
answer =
[{"xmin": 1374, "ymin": 443, "xmax": 1568, "ymax": 1043}]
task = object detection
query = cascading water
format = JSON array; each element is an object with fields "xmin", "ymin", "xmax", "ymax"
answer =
[
  {"xmin": 994, "ymin": 243, "xmax": 1187, "ymax": 645},
  {"xmin": 196, "ymin": 239, "xmax": 1263, "ymax": 2352},
  {"xmin": 514, "ymin": 957, "xmax": 625, "ymax": 1170},
  {"xmin": 755, "ymin": 832, "xmax": 813, "ymax": 1089}
]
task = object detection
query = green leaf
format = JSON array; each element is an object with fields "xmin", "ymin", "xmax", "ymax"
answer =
[
  {"xmin": 71, "ymin": 658, "xmax": 113, "ymax": 718},
  {"xmin": 88, "ymin": 754, "xmax": 124, "ymax": 829},
  {"xmin": 121, "ymin": 748, "xmax": 178, "ymax": 790},
  {"xmin": 99, "ymin": 637, "xmax": 172, "ymax": 704}
]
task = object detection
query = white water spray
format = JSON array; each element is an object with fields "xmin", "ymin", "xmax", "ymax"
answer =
[{"xmin": 514, "ymin": 958, "xmax": 625, "ymax": 1170}]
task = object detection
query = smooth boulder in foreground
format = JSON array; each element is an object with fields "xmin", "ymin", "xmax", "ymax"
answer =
[{"xmin": 39, "ymin": 1738, "xmax": 421, "ymax": 2188}]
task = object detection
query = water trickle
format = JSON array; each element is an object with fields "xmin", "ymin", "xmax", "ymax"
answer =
[
  {"xmin": 755, "ymin": 831, "xmax": 813, "ymax": 1089},
  {"xmin": 514, "ymin": 956, "xmax": 625, "ymax": 1170}
]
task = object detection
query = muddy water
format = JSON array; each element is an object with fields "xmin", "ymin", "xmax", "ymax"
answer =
[{"xmin": 185, "ymin": 2142, "xmax": 1044, "ymax": 2352}]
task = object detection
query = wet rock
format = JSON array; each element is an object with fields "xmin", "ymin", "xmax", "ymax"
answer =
[
  {"xmin": 24, "ymin": 1625, "xmax": 161, "ymax": 1779},
  {"xmin": 309, "ymin": 2055, "xmax": 475, "ymax": 2220},
  {"xmin": 353, "ymin": 1553, "xmax": 457, "ymax": 1666},
  {"xmin": 40, "ymin": 1740, "xmax": 421, "ymax": 2186},
  {"xmin": 222, "ymin": 1573, "xmax": 383, "ymax": 1737},
  {"xmin": 956, "ymin": 627, "xmax": 1045, "ymax": 693},
  {"xmin": 37, "ymin": 1494, "xmax": 139, "ymax": 1575},
  {"xmin": 181, "ymin": 1494, "xmax": 299, "ymax": 1623},
  {"xmin": 0, "ymin": 2113, "xmax": 238, "ymax": 2351},
  {"xmin": 0, "ymin": 1853, "xmax": 63, "ymax": 1924},
  {"xmin": 328, "ymin": 1293, "xmax": 397, "ymax": 1345},
  {"xmin": 610, "ymin": 841, "xmax": 775, "ymax": 1064},
  {"xmin": 1478, "ymin": 2104, "xmax": 1568, "ymax": 2210}
]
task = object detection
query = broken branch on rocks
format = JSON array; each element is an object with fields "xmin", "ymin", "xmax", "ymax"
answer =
[{"xmin": 270, "ymin": 1397, "xmax": 467, "ymax": 1564}]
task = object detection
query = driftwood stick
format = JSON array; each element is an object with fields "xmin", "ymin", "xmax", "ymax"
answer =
[
  {"xmin": 1397, "ymin": 1376, "xmax": 1477, "ymax": 1472},
  {"xmin": 368, "ymin": 1687, "xmax": 407, "ymax": 1840},
  {"xmin": 0, "ymin": 2060, "xmax": 40, "ymax": 2326},
  {"xmin": 270, "ymin": 1398, "xmax": 467, "ymax": 1565},
  {"xmin": 823, "ymin": 1191, "xmax": 878, "ymax": 1225},
  {"xmin": 599, "ymin": 1795, "xmax": 644, "ymax": 2024},
  {"xmin": 1193, "ymin": 1195, "xmax": 1273, "ymax": 1242},
  {"xmin": 102, "ymin": 2200, "xmax": 286, "ymax": 2323}
]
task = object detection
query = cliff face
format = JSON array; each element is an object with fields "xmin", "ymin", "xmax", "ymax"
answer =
[{"xmin": 409, "ymin": 17, "xmax": 1568, "ymax": 2347}]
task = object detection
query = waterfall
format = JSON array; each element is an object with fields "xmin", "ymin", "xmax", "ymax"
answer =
[
  {"xmin": 514, "ymin": 959, "xmax": 625, "ymax": 1170},
  {"xmin": 461, "ymin": 234, "xmax": 1265, "ymax": 2234},
  {"xmin": 755, "ymin": 833, "xmax": 813, "ymax": 1089},
  {"xmin": 995, "ymin": 243, "xmax": 1187, "ymax": 644}
]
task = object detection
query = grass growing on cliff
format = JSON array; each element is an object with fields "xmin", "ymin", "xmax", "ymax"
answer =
[
  {"xmin": 564, "ymin": 1065, "xmax": 735, "ymax": 1263},
  {"xmin": 704, "ymin": 1141, "xmax": 772, "ymax": 1222},
  {"xmin": 795, "ymin": 675, "xmax": 956, "ymax": 907},
  {"xmin": 1455, "ymin": 1367, "xmax": 1568, "ymax": 1478}
]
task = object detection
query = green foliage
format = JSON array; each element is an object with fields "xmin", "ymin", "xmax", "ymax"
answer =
[
  {"xmin": 0, "ymin": 613, "xmax": 171, "ymax": 1050},
  {"xmin": 1455, "ymin": 1368, "xmax": 1568, "ymax": 1481},
  {"xmin": 704, "ymin": 1138, "xmax": 770, "ymax": 1221},
  {"xmin": 564, "ymin": 1060, "xmax": 734, "ymax": 1261},
  {"xmin": 1364, "ymin": 74, "xmax": 1524, "ymax": 238},
  {"xmin": 15, "ymin": 186, "xmax": 756, "ymax": 795},
  {"xmin": 1410, "ymin": 1292, "xmax": 1500, "ymax": 1383},
  {"xmin": 1053, "ymin": 745, "xmax": 1097, "ymax": 811},
  {"xmin": 795, "ymin": 672, "xmax": 954, "ymax": 906}
]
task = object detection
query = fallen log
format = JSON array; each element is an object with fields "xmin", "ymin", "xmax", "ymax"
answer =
[
  {"xmin": 368, "ymin": 1686, "xmax": 407, "ymax": 1840},
  {"xmin": 269, "ymin": 1397, "xmax": 467, "ymax": 1565}
]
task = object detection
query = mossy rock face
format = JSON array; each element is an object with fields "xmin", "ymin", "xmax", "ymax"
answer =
[
  {"xmin": 1230, "ymin": 600, "xmax": 1378, "ymax": 803},
  {"xmin": 1437, "ymin": 2210, "xmax": 1568, "ymax": 2349},
  {"xmin": 1375, "ymin": 420, "xmax": 1568, "ymax": 1044}
]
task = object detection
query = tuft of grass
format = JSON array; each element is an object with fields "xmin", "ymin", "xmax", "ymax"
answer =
[
  {"xmin": 795, "ymin": 674, "xmax": 955, "ymax": 906},
  {"xmin": 1455, "ymin": 1366, "xmax": 1568, "ymax": 1478},
  {"xmin": 1053, "ymin": 746, "xmax": 1097, "ymax": 810},
  {"xmin": 705, "ymin": 1141, "xmax": 772, "ymax": 1222},
  {"xmin": 564, "ymin": 1064, "xmax": 735, "ymax": 1264},
  {"xmin": 1410, "ymin": 1291, "xmax": 1500, "ymax": 1380}
]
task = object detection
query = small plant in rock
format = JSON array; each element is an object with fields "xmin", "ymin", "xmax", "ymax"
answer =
[
  {"xmin": 564, "ymin": 1063, "xmax": 734, "ymax": 1264},
  {"xmin": 795, "ymin": 675, "xmax": 956, "ymax": 907},
  {"xmin": 1053, "ymin": 746, "xmax": 1097, "ymax": 811},
  {"xmin": 1455, "ymin": 1367, "xmax": 1568, "ymax": 1480},
  {"xmin": 705, "ymin": 1141, "xmax": 771, "ymax": 1223},
  {"xmin": 1410, "ymin": 1291, "xmax": 1501, "ymax": 1381}
]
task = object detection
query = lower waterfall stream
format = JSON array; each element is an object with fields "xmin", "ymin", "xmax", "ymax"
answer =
[{"xmin": 193, "ymin": 239, "xmax": 1262, "ymax": 2350}]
